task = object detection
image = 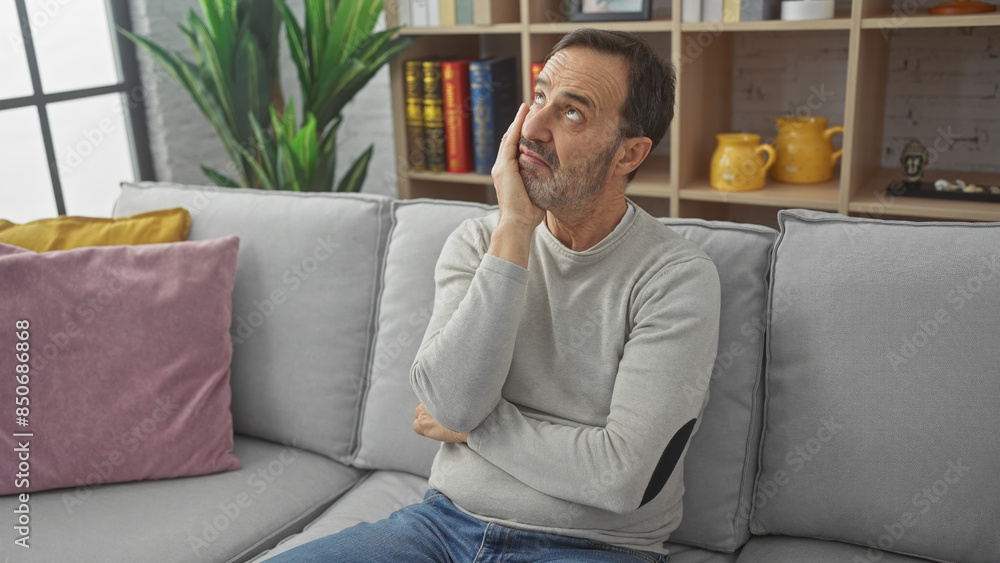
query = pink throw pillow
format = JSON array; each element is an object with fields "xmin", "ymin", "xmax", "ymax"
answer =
[{"xmin": 0, "ymin": 236, "xmax": 241, "ymax": 495}]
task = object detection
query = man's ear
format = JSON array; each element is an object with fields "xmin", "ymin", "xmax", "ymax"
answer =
[{"xmin": 615, "ymin": 136, "xmax": 653, "ymax": 178}]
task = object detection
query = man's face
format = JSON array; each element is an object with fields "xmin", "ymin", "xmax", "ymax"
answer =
[{"xmin": 518, "ymin": 47, "xmax": 630, "ymax": 210}]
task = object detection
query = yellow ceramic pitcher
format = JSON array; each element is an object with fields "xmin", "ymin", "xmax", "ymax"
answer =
[
  {"xmin": 710, "ymin": 133, "xmax": 776, "ymax": 191},
  {"xmin": 772, "ymin": 116, "xmax": 844, "ymax": 183}
]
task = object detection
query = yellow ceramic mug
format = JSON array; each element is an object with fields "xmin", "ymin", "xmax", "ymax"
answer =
[
  {"xmin": 710, "ymin": 133, "xmax": 776, "ymax": 191},
  {"xmin": 772, "ymin": 116, "xmax": 844, "ymax": 183}
]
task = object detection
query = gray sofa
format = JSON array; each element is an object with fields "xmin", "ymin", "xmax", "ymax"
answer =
[{"xmin": 2, "ymin": 181, "xmax": 996, "ymax": 563}]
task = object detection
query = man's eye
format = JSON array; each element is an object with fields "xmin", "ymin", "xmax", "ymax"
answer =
[
  {"xmin": 533, "ymin": 91, "xmax": 544, "ymax": 105},
  {"xmin": 565, "ymin": 107, "xmax": 581, "ymax": 121}
]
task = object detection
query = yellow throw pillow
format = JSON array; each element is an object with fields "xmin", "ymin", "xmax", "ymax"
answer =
[{"xmin": 0, "ymin": 207, "xmax": 191, "ymax": 251}]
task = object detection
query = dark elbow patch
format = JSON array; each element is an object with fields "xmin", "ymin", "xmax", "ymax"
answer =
[{"xmin": 638, "ymin": 418, "xmax": 697, "ymax": 508}]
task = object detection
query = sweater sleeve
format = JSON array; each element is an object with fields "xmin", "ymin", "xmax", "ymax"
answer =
[
  {"xmin": 466, "ymin": 256, "xmax": 721, "ymax": 514},
  {"xmin": 410, "ymin": 219, "xmax": 531, "ymax": 432}
]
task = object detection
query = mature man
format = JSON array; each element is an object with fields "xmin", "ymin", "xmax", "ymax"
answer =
[{"xmin": 271, "ymin": 28, "xmax": 720, "ymax": 562}]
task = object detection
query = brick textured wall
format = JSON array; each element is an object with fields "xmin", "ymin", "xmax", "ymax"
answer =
[
  {"xmin": 731, "ymin": 19, "xmax": 999, "ymax": 176},
  {"xmin": 129, "ymin": 0, "xmax": 396, "ymax": 196}
]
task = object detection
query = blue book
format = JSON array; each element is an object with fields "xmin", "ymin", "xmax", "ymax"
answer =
[{"xmin": 470, "ymin": 57, "xmax": 518, "ymax": 175}]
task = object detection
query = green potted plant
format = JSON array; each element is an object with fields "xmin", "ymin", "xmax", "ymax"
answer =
[{"xmin": 121, "ymin": 0, "xmax": 412, "ymax": 192}]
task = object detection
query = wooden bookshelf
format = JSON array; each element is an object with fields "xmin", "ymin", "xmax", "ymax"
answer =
[{"xmin": 385, "ymin": 0, "xmax": 1000, "ymax": 225}]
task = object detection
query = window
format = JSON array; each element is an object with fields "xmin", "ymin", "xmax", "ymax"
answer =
[{"xmin": 0, "ymin": 0, "xmax": 153, "ymax": 223}]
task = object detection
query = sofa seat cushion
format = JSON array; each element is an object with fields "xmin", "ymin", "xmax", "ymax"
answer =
[
  {"xmin": 254, "ymin": 470, "xmax": 739, "ymax": 562},
  {"xmin": 114, "ymin": 182, "xmax": 393, "ymax": 463},
  {"xmin": 0, "ymin": 435, "xmax": 365, "ymax": 563},
  {"xmin": 736, "ymin": 536, "xmax": 934, "ymax": 562},
  {"xmin": 753, "ymin": 209, "xmax": 1000, "ymax": 562}
]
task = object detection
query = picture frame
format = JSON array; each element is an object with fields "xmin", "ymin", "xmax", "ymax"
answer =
[{"xmin": 567, "ymin": 0, "xmax": 652, "ymax": 22}]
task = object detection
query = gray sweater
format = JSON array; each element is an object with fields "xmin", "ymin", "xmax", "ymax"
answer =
[{"xmin": 410, "ymin": 203, "xmax": 721, "ymax": 554}]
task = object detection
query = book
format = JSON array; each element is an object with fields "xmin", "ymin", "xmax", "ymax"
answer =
[
  {"xmin": 442, "ymin": 59, "xmax": 475, "ymax": 173},
  {"xmin": 470, "ymin": 57, "xmax": 517, "ymax": 175},
  {"xmin": 703, "ymin": 0, "xmax": 723, "ymax": 21},
  {"xmin": 530, "ymin": 62, "xmax": 544, "ymax": 93},
  {"xmin": 427, "ymin": 0, "xmax": 441, "ymax": 25},
  {"xmin": 456, "ymin": 0, "xmax": 474, "ymax": 24},
  {"xmin": 439, "ymin": 0, "xmax": 456, "ymax": 26},
  {"xmin": 682, "ymin": 0, "xmax": 702, "ymax": 22},
  {"xmin": 404, "ymin": 60, "xmax": 427, "ymax": 172},
  {"xmin": 422, "ymin": 60, "xmax": 446, "ymax": 172},
  {"xmin": 410, "ymin": 0, "xmax": 429, "ymax": 26},
  {"xmin": 722, "ymin": 0, "xmax": 781, "ymax": 21}
]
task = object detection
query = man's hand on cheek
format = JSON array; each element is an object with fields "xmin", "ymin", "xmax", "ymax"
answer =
[
  {"xmin": 492, "ymin": 102, "xmax": 544, "ymax": 229},
  {"xmin": 413, "ymin": 403, "xmax": 469, "ymax": 443}
]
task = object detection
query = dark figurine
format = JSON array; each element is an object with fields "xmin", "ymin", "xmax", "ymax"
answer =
[{"xmin": 900, "ymin": 139, "xmax": 929, "ymax": 182}]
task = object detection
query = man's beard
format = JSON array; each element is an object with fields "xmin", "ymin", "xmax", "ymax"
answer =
[{"xmin": 518, "ymin": 136, "xmax": 621, "ymax": 210}]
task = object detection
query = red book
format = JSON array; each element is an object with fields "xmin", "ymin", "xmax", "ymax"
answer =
[
  {"xmin": 531, "ymin": 62, "xmax": 544, "ymax": 93},
  {"xmin": 442, "ymin": 59, "xmax": 475, "ymax": 173}
]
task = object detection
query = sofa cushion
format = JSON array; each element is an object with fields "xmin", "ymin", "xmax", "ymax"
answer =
[
  {"xmin": 0, "ymin": 207, "xmax": 190, "ymax": 251},
  {"xmin": 751, "ymin": 209, "xmax": 1000, "ymax": 562},
  {"xmin": 350, "ymin": 199, "xmax": 493, "ymax": 476},
  {"xmin": 0, "ymin": 435, "xmax": 365, "ymax": 563},
  {"xmin": 735, "ymin": 536, "xmax": 933, "ymax": 563},
  {"xmin": 0, "ymin": 237, "xmax": 241, "ymax": 496},
  {"xmin": 253, "ymin": 470, "xmax": 739, "ymax": 563},
  {"xmin": 658, "ymin": 219, "xmax": 777, "ymax": 553},
  {"xmin": 114, "ymin": 182, "xmax": 392, "ymax": 463}
]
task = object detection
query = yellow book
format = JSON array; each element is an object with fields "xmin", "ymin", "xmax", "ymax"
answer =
[
  {"xmin": 723, "ymin": 0, "xmax": 741, "ymax": 22},
  {"xmin": 439, "ymin": 0, "xmax": 456, "ymax": 26}
]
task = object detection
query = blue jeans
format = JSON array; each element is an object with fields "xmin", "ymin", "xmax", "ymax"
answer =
[{"xmin": 267, "ymin": 489, "xmax": 668, "ymax": 562}]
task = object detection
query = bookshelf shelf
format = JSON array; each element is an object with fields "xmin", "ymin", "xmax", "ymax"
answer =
[
  {"xmin": 399, "ymin": 23, "xmax": 523, "ymax": 35},
  {"xmin": 530, "ymin": 19, "xmax": 673, "ymax": 34},
  {"xmin": 680, "ymin": 177, "xmax": 840, "ymax": 210},
  {"xmin": 680, "ymin": 13, "xmax": 851, "ymax": 31},
  {"xmin": 385, "ymin": 0, "xmax": 1000, "ymax": 226},
  {"xmin": 860, "ymin": 13, "xmax": 1000, "ymax": 29}
]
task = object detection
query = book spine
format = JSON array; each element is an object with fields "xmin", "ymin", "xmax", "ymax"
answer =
[
  {"xmin": 473, "ymin": 0, "xmax": 491, "ymax": 25},
  {"xmin": 411, "ymin": 0, "xmax": 429, "ymax": 26},
  {"xmin": 456, "ymin": 0, "xmax": 474, "ymax": 24},
  {"xmin": 439, "ymin": 0, "xmax": 456, "ymax": 25},
  {"xmin": 723, "ymin": 0, "xmax": 741, "ymax": 22},
  {"xmin": 404, "ymin": 60, "xmax": 426, "ymax": 172},
  {"xmin": 442, "ymin": 60, "xmax": 474, "ymax": 173},
  {"xmin": 530, "ymin": 62, "xmax": 544, "ymax": 93},
  {"xmin": 427, "ymin": 0, "xmax": 441, "ymax": 25},
  {"xmin": 682, "ymin": 0, "xmax": 702, "ymax": 22},
  {"xmin": 703, "ymin": 0, "xmax": 723, "ymax": 21},
  {"xmin": 488, "ymin": 58, "xmax": 517, "ymax": 162},
  {"xmin": 470, "ymin": 62, "xmax": 494, "ymax": 174},
  {"xmin": 422, "ymin": 61, "xmax": 446, "ymax": 173}
]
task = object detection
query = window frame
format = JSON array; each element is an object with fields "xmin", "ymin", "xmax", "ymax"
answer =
[{"xmin": 1, "ymin": 0, "xmax": 155, "ymax": 216}]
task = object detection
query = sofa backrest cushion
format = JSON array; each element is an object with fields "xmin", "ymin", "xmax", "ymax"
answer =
[
  {"xmin": 751, "ymin": 209, "xmax": 1000, "ymax": 562},
  {"xmin": 351, "ymin": 199, "xmax": 493, "ymax": 475},
  {"xmin": 114, "ymin": 182, "xmax": 392, "ymax": 463},
  {"xmin": 659, "ymin": 218, "xmax": 777, "ymax": 553}
]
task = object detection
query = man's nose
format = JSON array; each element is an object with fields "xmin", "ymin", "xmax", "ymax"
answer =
[{"xmin": 520, "ymin": 104, "xmax": 552, "ymax": 144}]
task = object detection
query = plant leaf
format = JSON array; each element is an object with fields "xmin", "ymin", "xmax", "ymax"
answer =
[
  {"xmin": 201, "ymin": 165, "xmax": 240, "ymax": 187},
  {"xmin": 337, "ymin": 144, "xmax": 373, "ymax": 192}
]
